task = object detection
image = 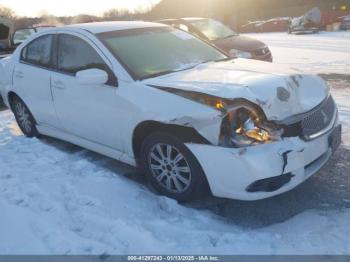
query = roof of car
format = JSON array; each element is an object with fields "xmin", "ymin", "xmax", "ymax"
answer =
[{"xmin": 65, "ymin": 21, "xmax": 167, "ymax": 34}]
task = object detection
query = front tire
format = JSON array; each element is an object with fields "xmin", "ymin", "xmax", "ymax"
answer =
[
  {"xmin": 140, "ymin": 132, "xmax": 208, "ymax": 202},
  {"xmin": 11, "ymin": 96, "xmax": 39, "ymax": 137}
]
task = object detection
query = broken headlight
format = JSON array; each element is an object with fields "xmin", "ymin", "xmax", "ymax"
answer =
[{"xmin": 220, "ymin": 104, "xmax": 283, "ymax": 147}]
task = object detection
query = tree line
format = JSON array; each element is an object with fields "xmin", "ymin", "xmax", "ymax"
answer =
[{"xmin": 1, "ymin": 0, "xmax": 349, "ymax": 28}]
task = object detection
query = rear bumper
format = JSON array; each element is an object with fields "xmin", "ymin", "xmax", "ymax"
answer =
[{"xmin": 185, "ymin": 124, "xmax": 340, "ymax": 201}]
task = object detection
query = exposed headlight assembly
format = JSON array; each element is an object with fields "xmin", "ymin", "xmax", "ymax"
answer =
[
  {"xmin": 229, "ymin": 49, "xmax": 252, "ymax": 59},
  {"xmin": 219, "ymin": 102, "xmax": 283, "ymax": 147},
  {"xmin": 149, "ymin": 86, "xmax": 283, "ymax": 147}
]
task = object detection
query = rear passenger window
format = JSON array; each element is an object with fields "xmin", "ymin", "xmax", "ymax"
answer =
[
  {"xmin": 57, "ymin": 34, "xmax": 117, "ymax": 85},
  {"xmin": 21, "ymin": 35, "xmax": 53, "ymax": 68}
]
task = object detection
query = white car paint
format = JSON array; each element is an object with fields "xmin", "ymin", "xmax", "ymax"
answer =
[
  {"xmin": 0, "ymin": 22, "xmax": 340, "ymax": 200},
  {"xmin": 143, "ymin": 59, "xmax": 329, "ymax": 121},
  {"xmin": 187, "ymin": 132, "xmax": 332, "ymax": 200}
]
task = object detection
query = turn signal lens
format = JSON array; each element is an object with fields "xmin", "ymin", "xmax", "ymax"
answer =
[{"xmin": 215, "ymin": 101, "xmax": 225, "ymax": 110}]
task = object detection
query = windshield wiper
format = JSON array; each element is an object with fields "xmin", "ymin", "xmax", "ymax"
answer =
[
  {"xmin": 214, "ymin": 57, "xmax": 233, "ymax": 62},
  {"xmin": 218, "ymin": 34, "xmax": 238, "ymax": 40},
  {"xmin": 141, "ymin": 64, "xmax": 199, "ymax": 80},
  {"xmin": 141, "ymin": 58, "xmax": 232, "ymax": 80}
]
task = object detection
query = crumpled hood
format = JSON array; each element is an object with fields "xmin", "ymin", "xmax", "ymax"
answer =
[{"xmin": 143, "ymin": 58, "xmax": 329, "ymax": 121}]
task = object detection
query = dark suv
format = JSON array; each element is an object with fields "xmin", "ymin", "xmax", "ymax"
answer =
[{"xmin": 158, "ymin": 17, "xmax": 272, "ymax": 62}]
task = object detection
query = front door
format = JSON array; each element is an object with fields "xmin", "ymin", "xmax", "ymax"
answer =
[{"xmin": 51, "ymin": 33, "xmax": 122, "ymax": 149}]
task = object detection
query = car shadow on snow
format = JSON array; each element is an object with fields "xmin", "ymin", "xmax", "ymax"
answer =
[
  {"xmin": 40, "ymin": 135, "xmax": 350, "ymax": 229},
  {"xmin": 40, "ymin": 135, "xmax": 148, "ymax": 184}
]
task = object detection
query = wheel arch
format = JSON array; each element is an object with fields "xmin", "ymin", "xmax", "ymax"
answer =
[
  {"xmin": 7, "ymin": 91, "xmax": 20, "ymax": 110},
  {"xmin": 7, "ymin": 91, "xmax": 38, "ymax": 124},
  {"xmin": 132, "ymin": 120, "xmax": 210, "ymax": 166},
  {"xmin": 133, "ymin": 120, "xmax": 212, "ymax": 199}
]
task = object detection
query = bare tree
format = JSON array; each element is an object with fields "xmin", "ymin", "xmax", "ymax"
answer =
[
  {"xmin": 103, "ymin": 8, "xmax": 142, "ymax": 21},
  {"xmin": 71, "ymin": 14, "xmax": 100, "ymax": 24},
  {"xmin": 0, "ymin": 5, "xmax": 16, "ymax": 19}
]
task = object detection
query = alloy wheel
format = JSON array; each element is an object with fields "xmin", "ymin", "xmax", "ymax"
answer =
[
  {"xmin": 15, "ymin": 101, "xmax": 32, "ymax": 133},
  {"xmin": 148, "ymin": 143, "xmax": 192, "ymax": 193}
]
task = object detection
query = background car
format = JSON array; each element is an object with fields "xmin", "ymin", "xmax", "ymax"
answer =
[
  {"xmin": 158, "ymin": 17, "xmax": 273, "ymax": 62},
  {"xmin": 240, "ymin": 21, "xmax": 263, "ymax": 33},
  {"xmin": 11, "ymin": 25, "xmax": 55, "ymax": 47},
  {"xmin": 255, "ymin": 17, "xmax": 290, "ymax": 32},
  {"xmin": 0, "ymin": 24, "xmax": 55, "ymax": 61},
  {"xmin": 0, "ymin": 16, "xmax": 14, "ymax": 59},
  {"xmin": 340, "ymin": 15, "xmax": 350, "ymax": 30},
  {"xmin": 288, "ymin": 7, "xmax": 321, "ymax": 34}
]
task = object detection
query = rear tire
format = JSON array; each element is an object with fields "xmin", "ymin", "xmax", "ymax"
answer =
[
  {"xmin": 140, "ymin": 132, "xmax": 209, "ymax": 202},
  {"xmin": 11, "ymin": 96, "xmax": 39, "ymax": 137}
]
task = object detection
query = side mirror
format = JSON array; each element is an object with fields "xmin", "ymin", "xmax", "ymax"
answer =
[{"xmin": 76, "ymin": 68, "xmax": 108, "ymax": 85}]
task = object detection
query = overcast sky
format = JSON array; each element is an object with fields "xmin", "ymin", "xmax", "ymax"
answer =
[{"xmin": 1, "ymin": 0, "xmax": 161, "ymax": 17}]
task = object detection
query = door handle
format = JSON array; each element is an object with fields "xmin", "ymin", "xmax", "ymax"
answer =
[
  {"xmin": 52, "ymin": 80, "xmax": 66, "ymax": 90},
  {"xmin": 15, "ymin": 70, "xmax": 24, "ymax": 79}
]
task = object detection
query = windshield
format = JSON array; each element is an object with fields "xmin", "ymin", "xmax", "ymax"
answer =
[
  {"xmin": 190, "ymin": 19, "xmax": 238, "ymax": 41},
  {"xmin": 98, "ymin": 27, "xmax": 227, "ymax": 79}
]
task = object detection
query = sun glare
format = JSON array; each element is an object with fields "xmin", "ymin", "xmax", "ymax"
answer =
[{"xmin": 0, "ymin": 0, "xmax": 161, "ymax": 17}]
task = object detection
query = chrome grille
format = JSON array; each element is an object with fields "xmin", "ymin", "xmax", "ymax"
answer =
[{"xmin": 302, "ymin": 95, "xmax": 336, "ymax": 139}]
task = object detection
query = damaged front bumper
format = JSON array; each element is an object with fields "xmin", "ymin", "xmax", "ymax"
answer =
[{"xmin": 185, "ymin": 124, "xmax": 341, "ymax": 201}]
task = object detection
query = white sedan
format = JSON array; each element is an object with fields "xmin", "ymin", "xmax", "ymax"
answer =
[{"xmin": 0, "ymin": 22, "xmax": 341, "ymax": 201}]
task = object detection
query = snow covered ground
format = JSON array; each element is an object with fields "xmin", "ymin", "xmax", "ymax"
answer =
[
  {"xmin": 1, "ymin": 32, "xmax": 350, "ymax": 255},
  {"xmin": 247, "ymin": 31, "xmax": 350, "ymax": 74}
]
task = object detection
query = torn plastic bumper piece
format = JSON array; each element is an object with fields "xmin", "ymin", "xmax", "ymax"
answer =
[
  {"xmin": 246, "ymin": 173, "xmax": 295, "ymax": 193},
  {"xmin": 185, "ymin": 123, "xmax": 340, "ymax": 200}
]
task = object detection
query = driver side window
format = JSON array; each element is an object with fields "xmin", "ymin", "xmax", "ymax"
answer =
[{"xmin": 57, "ymin": 34, "xmax": 117, "ymax": 86}]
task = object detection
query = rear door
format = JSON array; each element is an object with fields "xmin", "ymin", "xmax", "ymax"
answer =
[{"xmin": 13, "ymin": 34, "xmax": 62, "ymax": 128}]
